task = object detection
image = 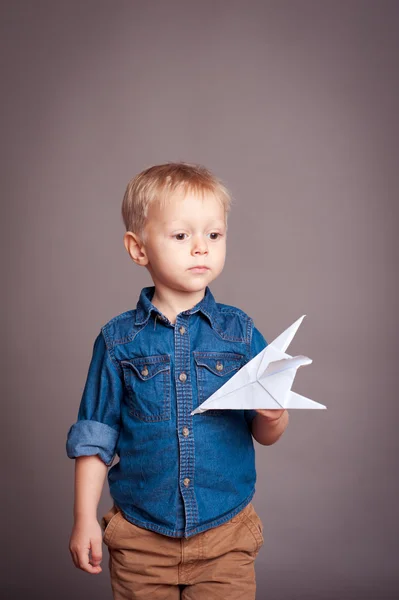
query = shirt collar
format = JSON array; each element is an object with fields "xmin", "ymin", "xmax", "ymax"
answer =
[{"xmin": 135, "ymin": 285, "xmax": 219, "ymax": 329}]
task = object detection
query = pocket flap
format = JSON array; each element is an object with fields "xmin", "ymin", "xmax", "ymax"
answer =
[
  {"xmin": 121, "ymin": 355, "xmax": 170, "ymax": 380},
  {"xmin": 193, "ymin": 352, "xmax": 244, "ymax": 376}
]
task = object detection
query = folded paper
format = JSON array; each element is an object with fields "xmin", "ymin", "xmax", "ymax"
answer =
[{"xmin": 191, "ymin": 315, "xmax": 326, "ymax": 414}]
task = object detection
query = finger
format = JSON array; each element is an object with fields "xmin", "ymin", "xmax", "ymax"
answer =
[
  {"xmin": 90, "ymin": 539, "xmax": 103, "ymax": 567},
  {"xmin": 77, "ymin": 546, "xmax": 102, "ymax": 574},
  {"xmin": 257, "ymin": 409, "xmax": 284, "ymax": 420},
  {"xmin": 70, "ymin": 545, "xmax": 83, "ymax": 570},
  {"xmin": 70, "ymin": 547, "xmax": 79, "ymax": 569}
]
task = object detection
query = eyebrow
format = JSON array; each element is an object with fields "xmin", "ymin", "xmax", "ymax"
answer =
[{"xmin": 167, "ymin": 219, "xmax": 226, "ymax": 226}]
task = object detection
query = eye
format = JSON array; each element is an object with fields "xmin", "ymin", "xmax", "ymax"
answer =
[
  {"xmin": 208, "ymin": 232, "xmax": 222, "ymax": 240},
  {"xmin": 173, "ymin": 233, "xmax": 188, "ymax": 241}
]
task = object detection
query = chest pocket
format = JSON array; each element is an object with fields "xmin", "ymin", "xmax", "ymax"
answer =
[
  {"xmin": 193, "ymin": 351, "xmax": 245, "ymax": 415},
  {"xmin": 121, "ymin": 355, "xmax": 171, "ymax": 422}
]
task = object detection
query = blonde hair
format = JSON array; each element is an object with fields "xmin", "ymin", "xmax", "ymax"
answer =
[{"xmin": 121, "ymin": 162, "xmax": 232, "ymax": 241}]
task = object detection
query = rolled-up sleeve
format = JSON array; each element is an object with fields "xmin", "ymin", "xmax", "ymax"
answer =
[
  {"xmin": 244, "ymin": 324, "xmax": 268, "ymax": 427},
  {"xmin": 66, "ymin": 330, "xmax": 123, "ymax": 466}
]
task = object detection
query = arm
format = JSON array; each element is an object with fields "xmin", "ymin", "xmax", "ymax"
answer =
[
  {"xmin": 69, "ymin": 456, "xmax": 108, "ymax": 574},
  {"xmin": 66, "ymin": 330, "xmax": 123, "ymax": 574},
  {"xmin": 74, "ymin": 455, "xmax": 108, "ymax": 521}
]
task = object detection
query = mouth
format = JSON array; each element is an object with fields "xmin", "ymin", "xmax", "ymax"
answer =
[{"xmin": 189, "ymin": 266, "xmax": 210, "ymax": 273}]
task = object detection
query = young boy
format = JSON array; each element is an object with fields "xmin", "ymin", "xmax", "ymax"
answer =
[{"xmin": 66, "ymin": 162, "xmax": 289, "ymax": 599}]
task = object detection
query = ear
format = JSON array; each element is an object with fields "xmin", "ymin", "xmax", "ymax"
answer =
[{"xmin": 123, "ymin": 231, "xmax": 149, "ymax": 266}]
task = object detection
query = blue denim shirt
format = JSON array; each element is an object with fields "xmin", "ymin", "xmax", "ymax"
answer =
[{"xmin": 66, "ymin": 286, "xmax": 268, "ymax": 538}]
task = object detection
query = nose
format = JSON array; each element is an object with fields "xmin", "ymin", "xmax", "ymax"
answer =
[{"xmin": 191, "ymin": 234, "xmax": 208, "ymax": 256}]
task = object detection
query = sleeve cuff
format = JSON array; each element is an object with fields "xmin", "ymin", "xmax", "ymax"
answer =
[
  {"xmin": 244, "ymin": 409, "xmax": 258, "ymax": 427},
  {"xmin": 66, "ymin": 420, "xmax": 119, "ymax": 466}
]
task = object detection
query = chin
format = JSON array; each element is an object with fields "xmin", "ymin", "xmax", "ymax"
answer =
[{"xmin": 180, "ymin": 280, "xmax": 211, "ymax": 293}]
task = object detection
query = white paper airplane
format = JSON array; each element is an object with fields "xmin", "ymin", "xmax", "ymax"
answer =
[{"xmin": 191, "ymin": 315, "xmax": 326, "ymax": 414}]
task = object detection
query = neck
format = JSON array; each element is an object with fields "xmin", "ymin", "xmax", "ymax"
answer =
[{"xmin": 150, "ymin": 284, "xmax": 206, "ymax": 324}]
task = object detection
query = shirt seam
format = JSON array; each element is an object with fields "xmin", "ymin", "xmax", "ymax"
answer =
[
  {"xmin": 100, "ymin": 327, "xmax": 123, "ymax": 376},
  {"xmin": 118, "ymin": 488, "xmax": 256, "ymax": 539},
  {"xmin": 247, "ymin": 317, "xmax": 255, "ymax": 360}
]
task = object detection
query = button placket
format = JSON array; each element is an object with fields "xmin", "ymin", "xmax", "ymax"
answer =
[{"xmin": 174, "ymin": 315, "xmax": 199, "ymax": 531}]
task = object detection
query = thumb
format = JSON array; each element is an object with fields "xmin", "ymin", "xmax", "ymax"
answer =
[{"xmin": 90, "ymin": 539, "xmax": 103, "ymax": 568}]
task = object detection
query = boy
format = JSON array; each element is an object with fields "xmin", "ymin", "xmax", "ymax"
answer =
[{"xmin": 66, "ymin": 162, "xmax": 289, "ymax": 599}]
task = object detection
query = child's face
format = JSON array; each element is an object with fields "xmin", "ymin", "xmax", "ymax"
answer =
[{"xmin": 141, "ymin": 190, "xmax": 227, "ymax": 294}]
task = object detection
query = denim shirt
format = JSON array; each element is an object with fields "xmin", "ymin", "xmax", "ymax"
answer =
[{"xmin": 66, "ymin": 286, "xmax": 268, "ymax": 538}]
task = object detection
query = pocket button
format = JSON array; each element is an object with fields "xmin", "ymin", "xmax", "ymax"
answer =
[{"xmin": 121, "ymin": 355, "xmax": 171, "ymax": 422}]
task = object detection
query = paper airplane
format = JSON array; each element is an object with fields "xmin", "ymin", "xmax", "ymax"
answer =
[{"xmin": 191, "ymin": 315, "xmax": 326, "ymax": 414}]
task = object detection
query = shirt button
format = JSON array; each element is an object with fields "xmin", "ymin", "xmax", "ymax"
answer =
[
  {"xmin": 216, "ymin": 361, "xmax": 224, "ymax": 371},
  {"xmin": 179, "ymin": 372, "xmax": 187, "ymax": 383},
  {"xmin": 141, "ymin": 366, "xmax": 149, "ymax": 376},
  {"xmin": 183, "ymin": 478, "xmax": 190, "ymax": 487},
  {"xmin": 179, "ymin": 326, "xmax": 186, "ymax": 335},
  {"xmin": 182, "ymin": 427, "xmax": 189, "ymax": 437}
]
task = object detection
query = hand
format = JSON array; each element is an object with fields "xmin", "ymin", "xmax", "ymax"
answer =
[
  {"xmin": 255, "ymin": 408, "xmax": 286, "ymax": 422},
  {"xmin": 69, "ymin": 518, "xmax": 103, "ymax": 574}
]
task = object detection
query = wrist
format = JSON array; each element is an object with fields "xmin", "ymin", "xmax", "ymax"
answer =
[{"xmin": 74, "ymin": 511, "xmax": 98, "ymax": 523}]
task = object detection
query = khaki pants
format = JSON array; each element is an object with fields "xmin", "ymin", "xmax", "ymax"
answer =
[{"xmin": 101, "ymin": 502, "xmax": 264, "ymax": 599}]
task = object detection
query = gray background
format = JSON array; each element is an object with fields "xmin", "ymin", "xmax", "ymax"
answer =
[{"xmin": 2, "ymin": 1, "xmax": 398, "ymax": 599}]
